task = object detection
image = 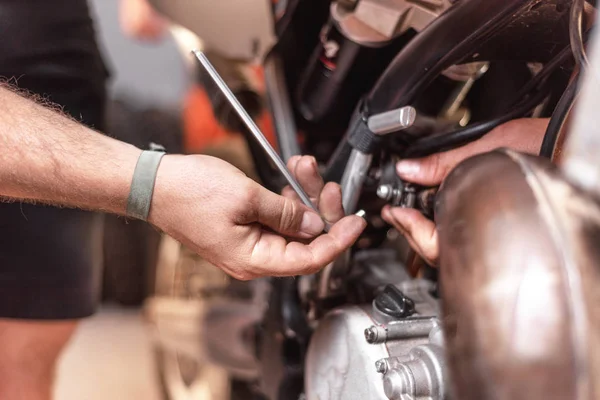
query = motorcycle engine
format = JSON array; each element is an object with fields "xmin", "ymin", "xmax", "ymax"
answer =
[{"xmin": 305, "ymin": 280, "xmax": 446, "ymax": 400}]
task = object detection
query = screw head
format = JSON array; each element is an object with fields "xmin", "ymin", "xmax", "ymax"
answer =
[
  {"xmin": 364, "ymin": 327, "xmax": 377, "ymax": 343},
  {"xmin": 375, "ymin": 359, "xmax": 388, "ymax": 374}
]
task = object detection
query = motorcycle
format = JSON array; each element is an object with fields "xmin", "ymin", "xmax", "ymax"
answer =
[{"xmin": 144, "ymin": 0, "xmax": 600, "ymax": 399}]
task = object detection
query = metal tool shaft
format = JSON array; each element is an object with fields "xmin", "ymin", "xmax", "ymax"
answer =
[{"xmin": 192, "ymin": 50, "xmax": 326, "ymax": 223}]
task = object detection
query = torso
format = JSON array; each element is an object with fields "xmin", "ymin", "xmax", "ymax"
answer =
[{"xmin": 0, "ymin": 0, "xmax": 107, "ymax": 80}]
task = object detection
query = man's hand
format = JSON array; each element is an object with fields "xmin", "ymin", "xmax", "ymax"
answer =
[
  {"xmin": 0, "ymin": 80, "xmax": 546, "ymax": 278},
  {"xmin": 149, "ymin": 155, "xmax": 366, "ymax": 280},
  {"xmin": 0, "ymin": 83, "xmax": 363, "ymax": 281},
  {"xmin": 381, "ymin": 118, "xmax": 550, "ymax": 265}
]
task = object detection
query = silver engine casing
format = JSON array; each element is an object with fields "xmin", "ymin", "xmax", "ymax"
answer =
[{"xmin": 305, "ymin": 280, "xmax": 447, "ymax": 400}]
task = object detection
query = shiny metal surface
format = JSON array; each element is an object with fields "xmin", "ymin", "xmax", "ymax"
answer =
[
  {"xmin": 324, "ymin": 148, "xmax": 373, "ymax": 299},
  {"xmin": 306, "ymin": 280, "xmax": 443, "ymax": 400},
  {"xmin": 193, "ymin": 51, "xmax": 327, "ymax": 226},
  {"xmin": 382, "ymin": 344, "xmax": 446, "ymax": 400},
  {"xmin": 437, "ymin": 149, "xmax": 600, "ymax": 400},
  {"xmin": 306, "ymin": 306, "xmax": 390, "ymax": 400},
  {"xmin": 340, "ymin": 149, "xmax": 373, "ymax": 214},
  {"xmin": 365, "ymin": 317, "xmax": 438, "ymax": 344},
  {"xmin": 368, "ymin": 106, "xmax": 417, "ymax": 135},
  {"xmin": 376, "ymin": 183, "xmax": 419, "ymax": 209},
  {"xmin": 563, "ymin": 20, "xmax": 600, "ymax": 197}
]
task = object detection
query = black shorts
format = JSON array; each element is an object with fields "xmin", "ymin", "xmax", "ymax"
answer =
[{"xmin": 0, "ymin": 0, "xmax": 109, "ymax": 319}]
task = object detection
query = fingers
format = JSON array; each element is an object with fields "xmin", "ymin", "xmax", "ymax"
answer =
[
  {"xmin": 293, "ymin": 156, "xmax": 324, "ymax": 202},
  {"xmin": 253, "ymin": 186, "xmax": 325, "ymax": 239},
  {"xmin": 382, "ymin": 206, "xmax": 439, "ymax": 265},
  {"xmin": 396, "ymin": 118, "xmax": 552, "ymax": 186},
  {"xmin": 248, "ymin": 215, "xmax": 367, "ymax": 277},
  {"xmin": 281, "ymin": 186, "xmax": 300, "ymax": 202},
  {"xmin": 283, "ymin": 156, "xmax": 343, "ymax": 223},
  {"xmin": 283, "ymin": 155, "xmax": 324, "ymax": 206},
  {"xmin": 286, "ymin": 155, "xmax": 302, "ymax": 176},
  {"xmin": 396, "ymin": 149, "xmax": 468, "ymax": 186},
  {"xmin": 320, "ymin": 182, "xmax": 345, "ymax": 223}
]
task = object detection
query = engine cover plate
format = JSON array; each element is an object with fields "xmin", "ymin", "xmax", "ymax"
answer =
[
  {"xmin": 305, "ymin": 280, "xmax": 441, "ymax": 400},
  {"xmin": 306, "ymin": 305, "xmax": 391, "ymax": 400}
]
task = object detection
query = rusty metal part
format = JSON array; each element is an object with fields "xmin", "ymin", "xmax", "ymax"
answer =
[{"xmin": 436, "ymin": 148, "xmax": 600, "ymax": 400}]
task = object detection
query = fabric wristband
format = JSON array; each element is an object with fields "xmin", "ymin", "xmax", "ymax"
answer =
[{"xmin": 126, "ymin": 145, "xmax": 166, "ymax": 221}]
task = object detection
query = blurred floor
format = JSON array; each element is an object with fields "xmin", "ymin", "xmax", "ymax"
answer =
[{"xmin": 55, "ymin": 306, "xmax": 161, "ymax": 400}]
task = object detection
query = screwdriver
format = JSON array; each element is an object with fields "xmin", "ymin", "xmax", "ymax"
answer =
[{"xmin": 192, "ymin": 50, "xmax": 335, "ymax": 231}]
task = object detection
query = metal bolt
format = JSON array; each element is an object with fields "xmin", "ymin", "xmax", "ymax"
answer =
[
  {"xmin": 368, "ymin": 106, "xmax": 417, "ymax": 135},
  {"xmin": 377, "ymin": 184, "xmax": 394, "ymax": 201},
  {"xmin": 365, "ymin": 325, "xmax": 387, "ymax": 344},
  {"xmin": 375, "ymin": 359, "xmax": 388, "ymax": 374},
  {"xmin": 365, "ymin": 327, "xmax": 377, "ymax": 343}
]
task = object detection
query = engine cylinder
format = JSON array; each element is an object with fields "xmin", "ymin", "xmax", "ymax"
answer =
[{"xmin": 437, "ymin": 149, "xmax": 600, "ymax": 400}]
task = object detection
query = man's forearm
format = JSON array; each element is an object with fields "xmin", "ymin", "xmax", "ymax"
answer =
[{"xmin": 0, "ymin": 85, "xmax": 141, "ymax": 214}]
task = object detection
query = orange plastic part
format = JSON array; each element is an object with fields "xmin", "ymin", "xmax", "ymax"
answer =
[{"xmin": 182, "ymin": 65, "xmax": 278, "ymax": 154}]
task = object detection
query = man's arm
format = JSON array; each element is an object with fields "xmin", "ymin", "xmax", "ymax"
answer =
[
  {"xmin": 0, "ymin": 85, "xmax": 141, "ymax": 213},
  {"xmin": 0, "ymin": 85, "xmax": 366, "ymax": 279}
]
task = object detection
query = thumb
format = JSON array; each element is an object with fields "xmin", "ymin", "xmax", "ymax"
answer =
[
  {"xmin": 253, "ymin": 186, "xmax": 325, "ymax": 239},
  {"xmin": 396, "ymin": 147, "xmax": 472, "ymax": 186}
]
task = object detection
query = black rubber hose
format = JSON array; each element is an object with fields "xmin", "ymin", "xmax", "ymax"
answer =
[
  {"xmin": 540, "ymin": 77, "xmax": 580, "ymax": 159},
  {"xmin": 404, "ymin": 88, "xmax": 549, "ymax": 157},
  {"xmin": 512, "ymin": 45, "xmax": 574, "ymax": 103},
  {"xmin": 570, "ymin": 0, "xmax": 590, "ymax": 68},
  {"xmin": 402, "ymin": 42, "xmax": 577, "ymax": 158}
]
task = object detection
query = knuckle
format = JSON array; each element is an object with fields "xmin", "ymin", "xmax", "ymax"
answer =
[
  {"xmin": 230, "ymin": 268, "xmax": 254, "ymax": 281},
  {"xmin": 278, "ymin": 199, "xmax": 300, "ymax": 232},
  {"xmin": 221, "ymin": 257, "xmax": 255, "ymax": 281},
  {"xmin": 306, "ymin": 263, "xmax": 324, "ymax": 275},
  {"xmin": 237, "ymin": 272, "xmax": 254, "ymax": 281},
  {"xmin": 240, "ymin": 181, "xmax": 260, "ymax": 206},
  {"xmin": 425, "ymin": 248, "xmax": 440, "ymax": 266},
  {"xmin": 298, "ymin": 156, "xmax": 315, "ymax": 171},
  {"xmin": 287, "ymin": 155, "xmax": 301, "ymax": 170}
]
